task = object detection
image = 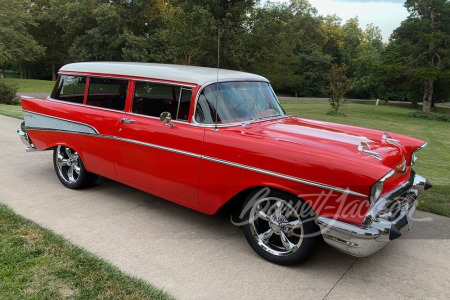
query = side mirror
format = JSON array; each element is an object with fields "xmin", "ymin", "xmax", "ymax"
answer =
[{"xmin": 160, "ymin": 112, "xmax": 174, "ymax": 127}]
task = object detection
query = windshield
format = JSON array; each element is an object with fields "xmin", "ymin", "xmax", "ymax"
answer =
[{"xmin": 194, "ymin": 81, "xmax": 285, "ymax": 124}]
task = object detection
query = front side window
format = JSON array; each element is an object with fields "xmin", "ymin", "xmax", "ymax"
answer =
[
  {"xmin": 86, "ymin": 77, "xmax": 128, "ymax": 111},
  {"xmin": 194, "ymin": 81, "xmax": 285, "ymax": 124},
  {"xmin": 51, "ymin": 75, "xmax": 87, "ymax": 104},
  {"xmin": 132, "ymin": 82, "xmax": 192, "ymax": 121}
]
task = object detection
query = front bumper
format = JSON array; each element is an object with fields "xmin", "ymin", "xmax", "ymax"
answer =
[
  {"xmin": 317, "ymin": 170, "xmax": 431, "ymax": 257},
  {"xmin": 17, "ymin": 122, "xmax": 37, "ymax": 152}
]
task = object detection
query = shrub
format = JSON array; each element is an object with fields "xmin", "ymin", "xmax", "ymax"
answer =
[
  {"xmin": 407, "ymin": 111, "xmax": 450, "ymax": 122},
  {"xmin": 0, "ymin": 81, "xmax": 19, "ymax": 105}
]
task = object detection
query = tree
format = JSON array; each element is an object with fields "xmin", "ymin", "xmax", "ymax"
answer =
[
  {"xmin": 322, "ymin": 63, "xmax": 355, "ymax": 114},
  {"xmin": 29, "ymin": 0, "xmax": 70, "ymax": 80},
  {"xmin": 351, "ymin": 24, "xmax": 384, "ymax": 99},
  {"xmin": 0, "ymin": 0, "xmax": 44, "ymax": 77},
  {"xmin": 382, "ymin": 0, "xmax": 450, "ymax": 114}
]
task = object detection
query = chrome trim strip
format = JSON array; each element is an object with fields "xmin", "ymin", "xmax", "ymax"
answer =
[
  {"xmin": 48, "ymin": 98, "xmax": 129, "ymax": 114},
  {"xmin": 24, "ymin": 123, "xmax": 366, "ymax": 197},
  {"xmin": 379, "ymin": 170, "xmax": 395, "ymax": 182},
  {"xmin": 58, "ymin": 72, "xmax": 197, "ymax": 88},
  {"xmin": 23, "ymin": 110, "xmax": 100, "ymax": 134},
  {"xmin": 201, "ymin": 156, "xmax": 367, "ymax": 197},
  {"xmin": 115, "ymin": 137, "xmax": 202, "ymax": 159},
  {"xmin": 23, "ymin": 127, "xmax": 115, "ymax": 140},
  {"xmin": 126, "ymin": 112, "xmax": 189, "ymax": 124},
  {"xmin": 418, "ymin": 141, "xmax": 428, "ymax": 150}
]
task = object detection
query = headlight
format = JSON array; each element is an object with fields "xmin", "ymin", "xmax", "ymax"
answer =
[
  {"xmin": 370, "ymin": 170, "xmax": 395, "ymax": 204},
  {"xmin": 370, "ymin": 181, "xmax": 384, "ymax": 204},
  {"xmin": 410, "ymin": 142, "xmax": 427, "ymax": 166},
  {"xmin": 410, "ymin": 150, "xmax": 419, "ymax": 166}
]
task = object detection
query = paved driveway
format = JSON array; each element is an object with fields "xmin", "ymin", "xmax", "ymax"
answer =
[{"xmin": 1, "ymin": 114, "xmax": 449, "ymax": 299}]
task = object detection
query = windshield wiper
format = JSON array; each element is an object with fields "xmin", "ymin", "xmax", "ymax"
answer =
[{"xmin": 242, "ymin": 114, "xmax": 283, "ymax": 129}]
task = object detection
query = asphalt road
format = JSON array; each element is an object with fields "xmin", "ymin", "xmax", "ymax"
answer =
[{"xmin": 1, "ymin": 114, "xmax": 450, "ymax": 300}]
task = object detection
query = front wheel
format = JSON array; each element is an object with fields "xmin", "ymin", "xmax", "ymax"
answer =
[
  {"xmin": 241, "ymin": 189, "xmax": 319, "ymax": 265},
  {"xmin": 53, "ymin": 145, "xmax": 98, "ymax": 189}
]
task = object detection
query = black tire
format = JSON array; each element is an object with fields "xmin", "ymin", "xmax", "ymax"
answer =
[
  {"xmin": 241, "ymin": 188, "xmax": 319, "ymax": 265},
  {"xmin": 53, "ymin": 145, "xmax": 99, "ymax": 189}
]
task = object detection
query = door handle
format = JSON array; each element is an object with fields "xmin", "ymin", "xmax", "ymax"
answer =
[{"xmin": 120, "ymin": 118, "xmax": 136, "ymax": 124}]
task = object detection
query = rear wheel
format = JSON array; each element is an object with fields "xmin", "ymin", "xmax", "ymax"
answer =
[
  {"xmin": 53, "ymin": 145, "xmax": 98, "ymax": 189},
  {"xmin": 241, "ymin": 189, "xmax": 319, "ymax": 265}
]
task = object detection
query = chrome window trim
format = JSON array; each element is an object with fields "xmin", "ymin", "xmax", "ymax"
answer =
[
  {"xmin": 126, "ymin": 112, "xmax": 189, "ymax": 124},
  {"xmin": 48, "ymin": 97, "xmax": 129, "ymax": 114},
  {"xmin": 59, "ymin": 72, "xmax": 197, "ymax": 89}
]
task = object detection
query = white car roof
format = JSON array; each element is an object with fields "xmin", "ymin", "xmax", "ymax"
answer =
[{"xmin": 59, "ymin": 62, "xmax": 269, "ymax": 86}]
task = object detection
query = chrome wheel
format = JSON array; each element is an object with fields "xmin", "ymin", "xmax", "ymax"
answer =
[
  {"xmin": 249, "ymin": 197, "xmax": 304, "ymax": 256},
  {"xmin": 56, "ymin": 145, "xmax": 81, "ymax": 183},
  {"xmin": 241, "ymin": 189, "xmax": 319, "ymax": 265},
  {"xmin": 53, "ymin": 145, "xmax": 98, "ymax": 189}
]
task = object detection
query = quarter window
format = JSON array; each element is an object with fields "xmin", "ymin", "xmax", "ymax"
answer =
[
  {"xmin": 51, "ymin": 75, "xmax": 87, "ymax": 104},
  {"xmin": 132, "ymin": 82, "xmax": 192, "ymax": 121},
  {"xmin": 86, "ymin": 77, "xmax": 128, "ymax": 111}
]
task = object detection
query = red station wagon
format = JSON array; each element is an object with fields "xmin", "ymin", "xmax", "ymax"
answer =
[{"xmin": 18, "ymin": 62, "xmax": 432, "ymax": 265}]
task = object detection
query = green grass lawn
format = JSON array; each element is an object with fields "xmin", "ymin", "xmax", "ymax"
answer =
[
  {"xmin": 0, "ymin": 104, "xmax": 23, "ymax": 119},
  {"xmin": 0, "ymin": 203, "xmax": 174, "ymax": 300},
  {"xmin": 281, "ymin": 100, "xmax": 450, "ymax": 217},
  {"xmin": 0, "ymin": 77, "xmax": 54, "ymax": 93}
]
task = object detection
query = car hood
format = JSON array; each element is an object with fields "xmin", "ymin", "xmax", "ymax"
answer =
[{"xmin": 246, "ymin": 117, "xmax": 407, "ymax": 172}]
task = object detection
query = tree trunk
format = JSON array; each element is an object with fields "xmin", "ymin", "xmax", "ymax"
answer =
[
  {"xmin": 52, "ymin": 63, "xmax": 57, "ymax": 81},
  {"xmin": 19, "ymin": 63, "xmax": 23, "ymax": 79},
  {"xmin": 1, "ymin": 65, "xmax": 5, "ymax": 78},
  {"xmin": 422, "ymin": 80, "xmax": 433, "ymax": 115}
]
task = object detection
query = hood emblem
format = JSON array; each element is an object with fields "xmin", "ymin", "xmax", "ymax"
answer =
[{"xmin": 358, "ymin": 142, "xmax": 382, "ymax": 160}]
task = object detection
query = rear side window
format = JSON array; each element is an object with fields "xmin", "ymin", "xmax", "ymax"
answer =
[
  {"xmin": 51, "ymin": 75, "xmax": 87, "ymax": 104},
  {"xmin": 86, "ymin": 77, "xmax": 128, "ymax": 111},
  {"xmin": 132, "ymin": 82, "xmax": 192, "ymax": 121}
]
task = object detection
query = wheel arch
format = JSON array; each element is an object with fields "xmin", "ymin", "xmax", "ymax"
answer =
[{"xmin": 216, "ymin": 185, "xmax": 319, "ymax": 221}]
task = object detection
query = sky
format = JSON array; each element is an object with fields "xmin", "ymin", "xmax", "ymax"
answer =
[{"xmin": 269, "ymin": 0, "xmax": 410, "ymax": 41}]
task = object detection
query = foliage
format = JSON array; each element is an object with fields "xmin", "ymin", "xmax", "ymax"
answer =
[
  {"xmin": 0, "ymin": 0, "xmax": 45, "ymax": 77},
  {"xmin": 0, "ymin": 0, "xmax": 448, "ymax": 104},
  {"xmin": 0, "ymin": 81, "xmax": 19, "ymax": 105},
  {"xmin": 380, "ymin": 0, "xmax": 450, "ymax": 114},
  {"xmin": 407, "ymin": 111, "xmax": 450, "ymax": 122},
  {"xmin": 322, "ymin": 63, "xmax": 355, "ymax": 113}
]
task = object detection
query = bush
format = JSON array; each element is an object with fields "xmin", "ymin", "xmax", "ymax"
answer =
[
  {"xmin": 0, "ymin": 81, "xmax": 19, "ymax": 105},
  {"xmin": 407, "ymin": 111, "xmax": 450, "ymax": 122}
]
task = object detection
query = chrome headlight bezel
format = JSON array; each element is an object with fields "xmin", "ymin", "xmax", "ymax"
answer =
[
  {"xmin": 410, "ymin": 142, "xmax": 427, "ymax": 166},
  {"xmin": 370, "ymin": 181, "xmax": 384, "ymax": 204},
  {"xmin": 369, "ymin": 170, "xmax": 395, "ymax": 204}
]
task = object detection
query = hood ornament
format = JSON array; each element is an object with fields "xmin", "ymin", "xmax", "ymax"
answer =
[
  {"xmin": 358, "ymin": 142, "xmax": 382, "ymax": 160},
  {"xmin": 382, "ymin": 132, "xmax": 400, "ymax": 145}
]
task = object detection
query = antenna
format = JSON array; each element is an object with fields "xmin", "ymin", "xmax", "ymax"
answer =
[{"xmin": 213, "ymin": 28, "xmax": 220, "ymax": 131}]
